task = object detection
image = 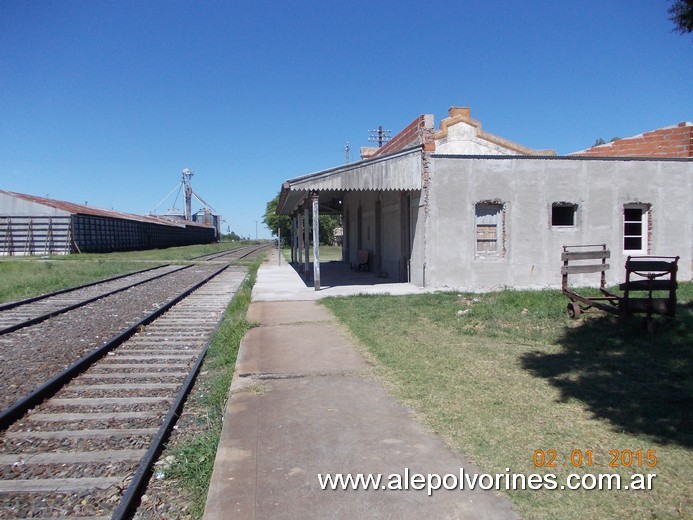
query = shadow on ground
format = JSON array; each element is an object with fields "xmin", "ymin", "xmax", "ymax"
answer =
[
  {"xmin": 521, "ymin": 303, "xmax": 693, "ymax": 448},
  {"xmin": 290, "ymin": 260, "xmax": 397, "ymax": 288}
]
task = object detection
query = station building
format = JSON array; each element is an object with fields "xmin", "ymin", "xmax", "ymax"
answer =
[
  {"xmin": 0, "ymin": 190, "xmax": 216, "ymax": 255},
  {"xmin": 277, "ymin": 108, "xmax": 693, "ymax": 291}
]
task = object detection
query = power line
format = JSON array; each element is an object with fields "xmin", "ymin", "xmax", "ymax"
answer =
[{"xmin": 368, "ymin": 125, "xmax": 391, "ymax": 147}]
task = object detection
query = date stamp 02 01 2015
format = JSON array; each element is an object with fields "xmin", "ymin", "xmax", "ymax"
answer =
[{"xmin": 532, "ymin": 449, "xmax": 658, "ymax": 469}]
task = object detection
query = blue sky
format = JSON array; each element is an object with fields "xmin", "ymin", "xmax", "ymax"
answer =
[{"xmin": 1, "ymin": 1, "xmax": 690, "ymax": 239}]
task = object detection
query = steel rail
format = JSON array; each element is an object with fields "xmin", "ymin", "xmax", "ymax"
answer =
[
  {"xmin": 110, "ymin": 275, "xmax": 232, "ymax": 519},
  {"xmin": 207, "ymin": 243, "xmax": 269, "ymax": 261},
  {"xmin": 0, "ymin": 264, "xmax": 169, "ymax": 311},
  {"xmin": 233, "ymin": 243, "xmax": 270, "ymax": 260},
  {"xmin": 0, "ymin": 265, "xmax": 191, "ymax": 336},
  {"xmin": 189, "ymin": 247, "xmax": 243, "ymax": 260},
  {"xmin": 191, "ymin": 243, "xmax": 265, "ymax": 261},
  {"xmin": 200, "ymin": 250, "xmax": 237, "ymax": 260},
  {"xmin": 0, "ymin": 263, "xmax": 228, "ymax": 430}
]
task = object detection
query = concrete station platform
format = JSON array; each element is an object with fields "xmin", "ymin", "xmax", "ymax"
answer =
[{"xmin": 203, "ymin": 253, "xmax": 518, "ymax": 519}]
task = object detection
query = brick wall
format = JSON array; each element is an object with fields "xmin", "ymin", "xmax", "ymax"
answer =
[
  {"xmin": 573, "ymin": 122, "xmax": 693, "ymax": 158},
  {"xmin": 371, "ymin": 115, "xmax": 435, "ymax": 158}
]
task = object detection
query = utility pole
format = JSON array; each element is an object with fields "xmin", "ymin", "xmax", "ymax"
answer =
[
  {"xmin": 345, "ymin": 141, "xmax": 350, "ymax": 164},
  {"xmin": 368, "ymin": 125, "xmax": 391, "ymax": 147},
  {"xmin": 255, "ymin": 221, "xmax": 258, "ymax": 240}
]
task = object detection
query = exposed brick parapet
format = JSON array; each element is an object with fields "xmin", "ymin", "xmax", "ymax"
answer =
[
  {"xmin": 367, "ymin": 107, "xmax": 558, "ymax": 159},
  {"xmin": 571, "ymin": 122, "xmax": 693, "ymax": 158},
  {"xmin": 371, "ymin": 115, "xmax": 435, "ymax": 158}
]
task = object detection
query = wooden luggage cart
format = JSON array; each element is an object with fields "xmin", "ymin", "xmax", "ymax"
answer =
[
  {"xmin": 562, "ymin": 244, "xmax": 680, "ymax": 327},
  {"xmin": 561, "ymin": 244, "xmax": 620, "ymax": 319},
  {"xmin": 619, "ymin": 255, "xmax": 679, "ymax": 320}
]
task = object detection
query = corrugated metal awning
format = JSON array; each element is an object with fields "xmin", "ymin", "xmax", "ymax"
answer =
[{"xmin": 277, "ymin": 147, "xmax": 423, "ymax": 214}]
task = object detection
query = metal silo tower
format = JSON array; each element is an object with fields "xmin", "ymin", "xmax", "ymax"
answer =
[{"xmin": 182, "ymin": 168, "xmax": 193, "ymax": 221}]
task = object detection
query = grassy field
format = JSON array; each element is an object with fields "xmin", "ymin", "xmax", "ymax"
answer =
[
  {"xmin": 322, "ymin": 284, "xmax": 692, "ymax": 519},
  {"xmin": 281, "ymin": 245, "xmax": 344, "ymax": 262},
  {"xmin": 0, "ymin": 241, "xmax": 261, "ymax": 303}
]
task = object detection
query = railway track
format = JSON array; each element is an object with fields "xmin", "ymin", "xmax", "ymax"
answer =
[
  {"xmin": 0, "ymin": 265, "xmax": 248, "ymax": 518},
  {"xmin": 192, "ymin": 243, "xmax": 269, "ymax": 262},
  {"xmin": 0, "ymin": 265, "xmax": 187, "ymax": 336},
  {"xmin": 1, "ymin": 244, "xmax": 268, "ymax": 335},
  {"xmin": 0, "ymin": 264, "xmax": 237, "ymax": 414}
]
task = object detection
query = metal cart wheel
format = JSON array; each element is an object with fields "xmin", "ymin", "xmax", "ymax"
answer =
[
  {"xmin": 566, "ymin": 302, "xmax": 582, "ymax": 319},
  {"xmin": 644, "ymin": 317, "xmax": 656, "ymax": 335}
]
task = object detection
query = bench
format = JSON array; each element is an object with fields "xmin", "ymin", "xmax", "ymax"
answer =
[
  {"xmin": 351, "ymin": 249, "xmax": 369, "ymax": 272},
  {"xmin": 619, "ymin": 256, "xmax": 679, "ymax": 318},
  {"xmin": 561, "ymin": 244, "xmax": 619, "ymax": 318}
]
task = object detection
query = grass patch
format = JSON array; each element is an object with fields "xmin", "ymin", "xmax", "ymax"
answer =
[
  {"xmin": 161, "ymin": 255, "xmax": 263, "ymax": 518},
  {"xmin": 281, "ymin": 245, "xmax": 343, "ymax": 262},
  {"xmin": 44, "ymin": 240, "xmax": 259, "ymax": 262},
  {"xmin": 322, "ymin": 284, "xmax": 692, "ymax": 520},
  {"xmin": 0, "ymin": 260, "xmax": 152, "ymax": 303},
  {"xmin": 0, "ymin": 241, "xmax": 262, "ymax": 303}
]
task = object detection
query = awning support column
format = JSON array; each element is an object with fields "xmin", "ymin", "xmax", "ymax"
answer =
[
  {"xmin": 289, "ymin": 215, "xmax": 294, "ymax": 263},
  {"xmin": 303, "ymin": 205, "xmax": 309, "ymax": 280},
  {"xmin": 290, "ymin": 214, "xmax": 297, "ymax": 264},
  {"xmin": 297, "ymin": 206, "xmax": 303, "ymax": 269},
  {"xmin": 312, "ymin": 191, "xmax": 320, "ymax": 290}
]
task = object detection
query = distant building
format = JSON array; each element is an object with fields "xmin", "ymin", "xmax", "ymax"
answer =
[
  {"xmin": 277, "ymin": 107, "xmax": 692, "ymax": 290},
  {"xmin": 193, "ymin": 208, "xmax": 222, "ymax": 241},
  {"xmin": 0, "ymin": 190, "xmax": 216, "ymax": 255}
]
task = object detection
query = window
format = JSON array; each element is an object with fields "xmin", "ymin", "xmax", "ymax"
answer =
[
  {"xmin": 623, "ymin": 204, "xmax": 648, "ymax": 253},
  {"xmin": 475, "ymin": 203, "xmax": 503, "ymax": 256},
  {"xmin": 551, "ymin": 203, "xmax": 577, "ymax": 226}
]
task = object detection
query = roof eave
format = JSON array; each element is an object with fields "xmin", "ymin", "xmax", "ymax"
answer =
[{"xmin": 276, "ymin": 146, "xmax": 424, "ymax": 215}]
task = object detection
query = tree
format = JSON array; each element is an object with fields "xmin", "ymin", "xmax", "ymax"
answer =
[
  {"xmin": 263, "ymin": 193, "xmax": 341, "ymax": 246},
  {"xmin": 318, "ymin": 214, "xmax": 340, "ymax": 246},
  {"xmin": 669, "ymin": 0, "xmax": 693, "ymax": 34},
  {"xmin": 223, "ymin": 231, "xmax": 243, "ymax": 241},
  {"xmin": 263, "ymin": 194, "xmax": 292, "ymax": 245}
]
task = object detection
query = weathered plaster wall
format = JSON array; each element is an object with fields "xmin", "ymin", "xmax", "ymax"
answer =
[
  {"xmin": 426, "ymin": 157, "xmax": 692, "ymax": 290},
  {"xmin": 408, "ymin": 192, "xmax": 424, "ymax": 286}
]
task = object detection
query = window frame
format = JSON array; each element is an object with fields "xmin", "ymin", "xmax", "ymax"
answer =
[
  {"xmin": 623, "ymin": 203, "xmax": 649, "ymax": 255},
  {"xmin": 551, "ymin": 202, "xmax": 578, "ymax": 227},
  {"xmin": 474, "ymin": 202, "xmax": 505, "ymax": 258}
]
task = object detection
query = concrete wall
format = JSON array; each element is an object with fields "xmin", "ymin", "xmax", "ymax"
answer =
[
  {"xmin": 426, "ymin": 156, "xmax": 692, "ymax": 290},
  {"xmin": 409, "ymin": 192, "xmax": 425, "ymax": 286}
]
